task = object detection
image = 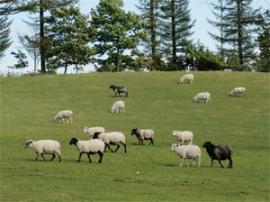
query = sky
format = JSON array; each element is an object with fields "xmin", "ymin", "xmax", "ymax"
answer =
[{"xmin": 0, "ymin": 0, "xmax": 269, "ymax": 75}]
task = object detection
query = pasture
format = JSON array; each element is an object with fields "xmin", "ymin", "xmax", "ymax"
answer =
[{"xmin": 0, "ymin": 72, "xmax": 269, "ymax": 201}]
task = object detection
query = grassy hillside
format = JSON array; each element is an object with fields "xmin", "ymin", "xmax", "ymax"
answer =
[{"xmin": 1, "ymin": 72, "xmax": 269, "ymax": 202}]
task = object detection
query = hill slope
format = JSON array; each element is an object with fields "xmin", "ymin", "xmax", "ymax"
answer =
[{"xmin": 1, "ymin": 72, "xmax": 269, "ymax": 201}]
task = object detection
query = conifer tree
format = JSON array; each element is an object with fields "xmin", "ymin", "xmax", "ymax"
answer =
[{"xmin": 0, "ymin": 15, "xmax": 11, "ymax": 58}]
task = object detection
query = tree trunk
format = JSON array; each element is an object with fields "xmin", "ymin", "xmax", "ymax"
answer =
[
  {"xmin": 39, "ymin": 0, "xmax": 46, "ymax": 73},
  {"xmin": 150, "ymin": 0, "xmax": 156, "ymax": 71},
  {"xmin": 171, "ymin": 0, "xmax": 177, "ymax": 68},
  {"xmin": 236, "ymin": 0, "xmax": 243, "ymax": 65}
]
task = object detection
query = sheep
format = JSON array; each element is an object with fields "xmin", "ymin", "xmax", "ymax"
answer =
[
  {"xmin": 83, "ymin": 126, "xmax": 105, "ymax": 139},
  {"xmin": 130, "ymin": 128, "xmax": 154, "ymax": 145},
  {"xmin": 54, "ymin": 110, "xmax": 73, "ymax": 124},
  {"xmin": 170, "ymin": 144, "xmax": 201, "ymax": 168},
  {"xmin": 193, "ymin": 92, "xmax": 211, "ymax": 104},
  {"xmin": 93, "ymin": 132, "xmax": 127, "ymax": 153},
  {"xmin": 178, "ymin": 73, "xmax": 194, "ymax": 84},
  {"xmin": 203, "ymin": 141, "xmax": 233, "ymax": 168},
  {"xmin": 24, "ymin": 139, "xmax": 61, "ymax": 162},
  {"xmin": 172, "ymin": 130, "xmax": 193, "ymax": 145},
  {"xmin": 228, "ymin": 87, "xmax": 246, "ymax": 97},
  {"xmin": 69, "ymin": 138, "xmax": 105, "ymax": 163},
  {"xmin": 110, "ymin": 85, "xmax": 128, "ymax": 97},
  {"xmin": 111, "ymin": 100, "xmax": 125, "ymax": 113}
]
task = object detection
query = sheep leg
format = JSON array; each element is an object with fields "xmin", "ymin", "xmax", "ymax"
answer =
[
  {"xmin": 114, "ymin": 145, "xmax": 120, "ymax": 153},
  {"xmin": 180, "ymin": 158, "xmax": 184, "ymax": 168},
  {"xmin": 57, "ymin": 153, "xmax": 62, "ymax": 162},
  {"xmin": 41, "ymin": 153, "xmax": 46, "ymax": 161},
  {"xmin": 197, "ymin": 157, "xmax": 201, "ymax": 168},
  {"xmin": 35, "ymin": 152, "xmax": 40, "ymax": 161},
  {"xmin": 50, "ymin": 153, "xmax": 56, "ymax": 161},
  {"xmin": 87, "ymin": 153, "xmax": 92, "ymax": 163},
  {"xmin": 149, "ymin": 138, "xmax": 154, "ymax": 145},
  {"xmin": 98, "ymin": 151, "xmax": 103, "ymax": 163},
  {"xmin": 78, "ymin": 152, "xmax": 83, "ymax": 162},
  {"xmin": 122, "ymin": 143, "xmax": 127, "ymax": 153},
  {"xmin": 218, "ymin": 160, "xmax": 224, "ymax": 168},
  {"xmin": 211, "ymin": 159, "xmax": 214, "ymax": 167},
  {"xmin": 106, "ymin": 144, "xmax": 114, "ymax": 153},
  {"xmin": 228, "ymin": 157, "xmax": 233, "ymax": 168}
]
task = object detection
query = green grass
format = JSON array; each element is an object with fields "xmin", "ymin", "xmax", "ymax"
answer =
[{"xmin": 1, "ymin": 72, "xmax": 269, "ymax": 202}]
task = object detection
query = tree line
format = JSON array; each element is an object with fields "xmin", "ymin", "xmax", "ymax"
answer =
[{"xmin": 0, "ymin": 0, "xmax": 269, "ymax": 73}]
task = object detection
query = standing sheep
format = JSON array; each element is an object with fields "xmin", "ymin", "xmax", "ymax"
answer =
[
  {"xmin": 172, "ymin": 130, "xmax": 193, "ymax": 145},
  {"xmin": 131, "ymin": 128, "xmax": 155, "ymax": 145},
  {"xmin": 111, "ymin": 100, "xmax": 125, "ymax": 113},
  {"xmin": 93, "ymin": 132, "xmax": 127, "ymax": 153},
  {"xmin": 228, "ymin": 87, "xmax": 246, "ymax": 97},
  {"xmin": 170, "ymin": 144, "xmax": 201, "ymax": 168},
  {"xmin": 24, "ymin": 139, "xmax": 61, "ymax": 162},
  {"xmin": 178, "ymin": 73, "xmax": 194, "ymax": 84},
  {"xmin": 69, "ymin": 138, "xmax": 105, "ymax": 163},
  {"xmin": 84, "ymin": 126, "xmax": 105, "ymax": 139},
  {"xmin": 110, "ymin": 85, "xmax": 128, "ymax": 97},
  {"xmin": 193, "ymin": 92, "xmax": 211, "ymax": 104},
  {"xmin": 54, "ymin": 110, "xmax": 73, "ymax": 124},
  {"xmin": 203, "ymin": 141, "xmax": 233, "ymax": 168}
]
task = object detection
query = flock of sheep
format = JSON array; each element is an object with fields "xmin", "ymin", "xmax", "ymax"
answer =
[{"xmin": 25, "ymin": 73, "xmax": 246, "ymax": 168}]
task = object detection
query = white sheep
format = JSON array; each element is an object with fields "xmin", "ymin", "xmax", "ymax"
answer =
[
  {"xmin": 24, "ymin": 139, "xmax": 61, "ymax": 162},
  {"xmin": 111, "ymin": 100, "xmax": 125, "ymax": 113},
  {"xmin": 229, "ymin": 87, "xmax": 246, "ymax": 97},
  {"xmin": 84, "ymin": 126, "xmax": 105, "ymax": 139},
  {"xmin": 93, "ymin": 132, "xmax": 127, "ymax": 153},
  {"xmin": 172, "ymin": 130, "xmax": 193, "ymax": 145},
  {"xmin": 178, "ymin": 73, "xmax": 194, "ymax": 84},
  {"xmin": 131, "ymin": 128, "xmax": 155, "ymax": 145},
  {"xmin": 170, "ymin": 144, "xmax": 201, "ymax": 168},
  {"xmin": 69, "ymin": 138, "xmax": 105, "ymax": 163},
  {"xmin": 54, "ymin": 110, "xmax": 73, "ymax": 124},
  {"xmin": 193, "ymin": 92, "xmax": 211, "ymax": 104}
]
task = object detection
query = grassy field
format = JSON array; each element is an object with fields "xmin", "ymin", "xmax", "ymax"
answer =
[{"xmin": 0, "ymin": 72, "xmax": 269, "ymax": 202}]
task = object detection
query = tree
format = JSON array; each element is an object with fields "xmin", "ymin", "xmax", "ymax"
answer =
[
  {"xmin": 256, "ymin": 10, "xmax": 270, "ymax": 72},
  {"xmin": 223, "ymin": 0, "xmax": 260, "ymax": 67},
  {"xmin": 8, "ymin": 50, "xmax": 28, "ymax": 69},
  {"xmin": 91, "ymin": 0, "xmax": 145, "ymax": 72},
  {"xmin": 45, "ymin": 7, "xmax": 93, "ymax": 74},
  {"xmin": 159, "ymin": 0, "xmax": 195, "ymax": 70},
  {"xmin": 137, "ymin": 0, "xmax": 160, "ymax": 70},
  {"xmin": 0, "ymin": 15, "xmax": 11, "ymax": 59},
  {"xmin": 208, "ymin": 0, "xmax": 226, "ymax": 58}
]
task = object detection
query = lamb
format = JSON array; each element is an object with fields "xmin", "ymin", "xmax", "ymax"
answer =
[
  {"xmin": 69, "ymin": 138, "xmax": 105, "ymax": 163},
  {"xmin": 131, "ymin": 128, "xmax": 154, "ymax": 145},
  {"xmin": 203, "ymin": 141, "xmax": 233, "ymax": 168},
  {"xmin": 228, "ymin": 87, "xmax": 246, "ymax": 97},
  {"xmin": 83, "ymin": 126, "xmax": 105, "ymax": 139},
  {"xmin": 93, "ymin": 132, "xmax": 127, "ymax": 153},
  {"xmin": 54, "ymin": 110, "xmax": 73, "ymax": 124},
  {"xmin": 172, "ymin": 130, "xmax": 193, "ymax": 145},
  {"xmin": 110, "ymin": 85, "xmax": 128, "ymax": 97},
  {"xmin": 178, "ymin": 73, "xmax": 194, "ymax": 84},
  {"xmin": 170, "ymin": 144, "xmax": 201, "ymax": 168},
  {"xmin": 24, "ymin": 139, "xmax": 61, "ymax": 162},
  {"xmin": 111, "ymin": 100, "xmax": 125, "ymax": 113},
  {"xmin": 193, "ymin": 92, "xmax": 211, "ymax": 104}
]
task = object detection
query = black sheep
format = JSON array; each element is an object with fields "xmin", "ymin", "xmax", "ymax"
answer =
[
  {"xmin": 110, "ymin": 85, "xmax": 128, "ymax": 97},
  {"xmin": 203, "ymin": 141, "xmax": 233, "ymax": 168}
]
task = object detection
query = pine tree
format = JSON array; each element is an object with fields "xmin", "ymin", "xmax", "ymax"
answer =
[
  {"xmin": 0, "ymin": 15, "xmax": 11, "ymax": 58},
  {"xmin": 91, "ymin": 0, "xmax": 144, "ymax": 72},
  {"xmin": 159, "ymin": 0, "xmax": 195, "ymax": 70},
  {"xmin": 208, "ymin": 0, "xmax": 226, "ymax": 57},
  {"xmin": 137, "ymin": 0, "xmax": 160, "ymax": 70}
]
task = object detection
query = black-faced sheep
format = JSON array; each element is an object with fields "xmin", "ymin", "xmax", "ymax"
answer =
[
  {"xmin": 203, "ymin": 141, "xmax": 233, "ymax": 168},
  {"xmin": 131, "ymin": 128, "xmax": 154, "ymax": 145},
  {"xmin": 110, "ymin": 85, "xmax": 128, "ymax": 97},
  {"xmin": 24, "ymin": 139, "xmax": 61, "ymax": 162},
  {"xmin": 69, "ymin": 138, "xmax": 105, "ymax": 163}
]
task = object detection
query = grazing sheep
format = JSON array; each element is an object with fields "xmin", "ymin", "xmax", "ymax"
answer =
[
  {"xmin": 54, "ymin": 110, "xmax": 73, "ymax": 124},
  {"xmin": 110, "ymin": 85, "xmax": 128, "ymax": 97},
  {"xmin": 93, "ymin": 132, "xmax": 127, "ymax": 153},
  {"xmin": 170, "ymin": 144, "xmax": 201, "ymax": 168},
  {"xmin": 178, "ymin": 73, "xmax": 194, "ymax": 84},
  {"xmin": 111, "ymin": 100, "xmax": 125, "ymax": 113},
  {"xmin": 24, "ymin": 139, "xmax": 61, "ymax": 162},
  {"xmin": 172, "ymin": 130, "xmax": 193, "ymax": 145},
  {"xmin": 229, "ymin": 87, "xmax": 246, "ymax": 97},
  {"xmin": 131, "ymin": 128, "xmax": 155, "ymax": 145},
  {"xmin": 84, "ymin": 126, "xmax": 105, "ymax": 139},
  {"xmin": 203, "ymin": 141, "xmax": 233, "ymax": 168},
  {"xmin": 193, "ymin": 92, "xmax": 211, "ymax": 104},
  {"xmin": 69, "ymin": 138, "xmax": 105, "ymax": 163}
]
